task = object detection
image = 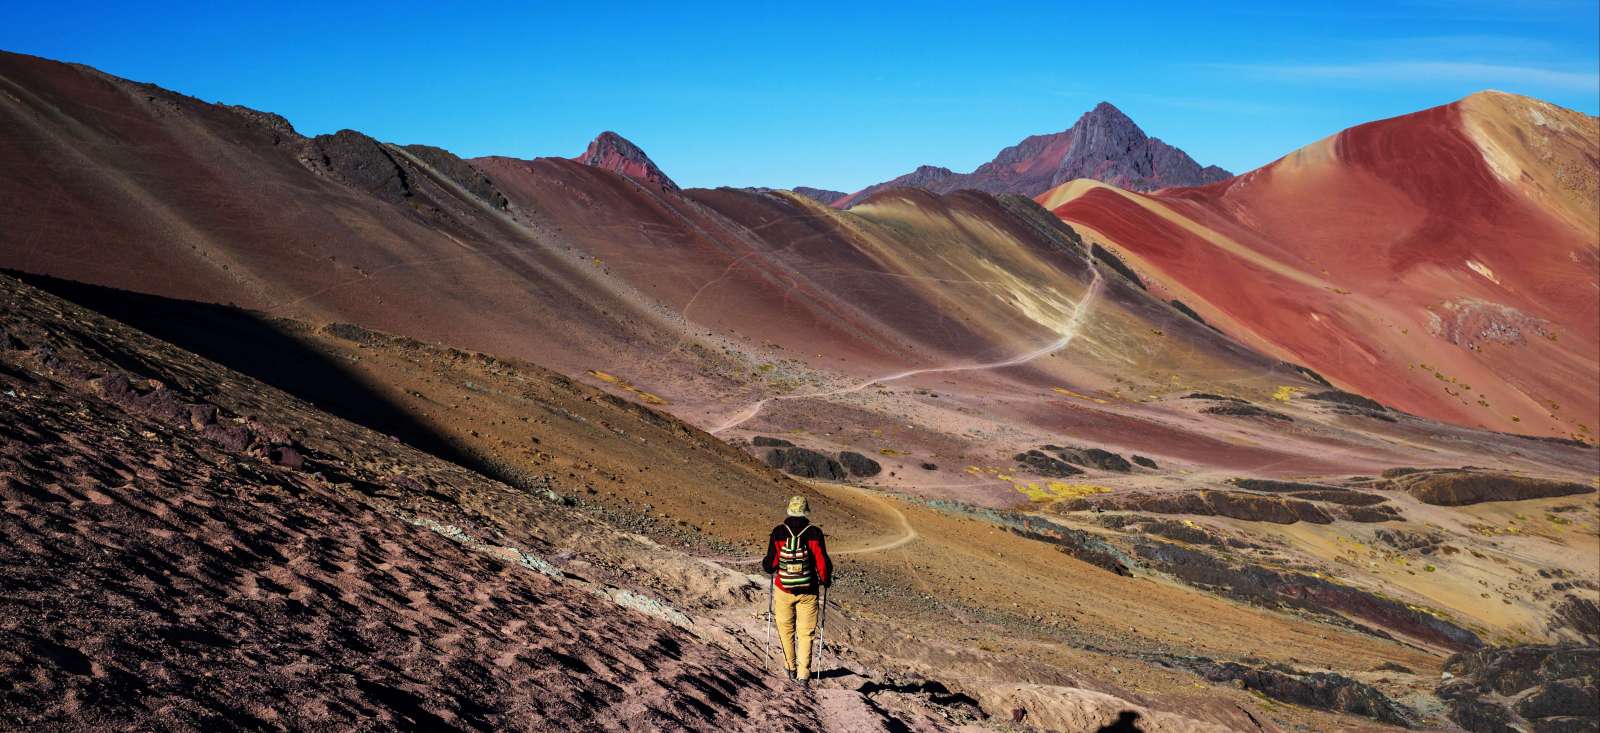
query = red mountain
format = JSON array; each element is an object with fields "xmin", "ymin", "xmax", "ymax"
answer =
[
  {"xmin": 834, "ymin": 102, "xmax": 1230, "ymax": 207},
  {"xmin": 1041, "ymin": 91, "xmax": 1600, "ymax": 441},
  {"xmin": 573, "ymin": 130, "xmax": 678, "ymax": 190}
]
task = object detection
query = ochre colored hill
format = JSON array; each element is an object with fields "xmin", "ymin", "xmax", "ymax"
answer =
[{"xmin": 1043, "ymin": 92, "xmax": 1599, "ymax": 440}]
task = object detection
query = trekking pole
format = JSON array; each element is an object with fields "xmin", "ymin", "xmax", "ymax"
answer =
[
  {"xmin": 813, "ymin": 585, "xmax": 828, "ymax": 681},
  {"xmin": 767, "ymin": 581, "xmax": 781, "ymax": 671}
]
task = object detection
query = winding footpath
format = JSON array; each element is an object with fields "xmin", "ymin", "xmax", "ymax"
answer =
[{"xmin": 708, "ymin": 268, "xmax": 1105, "ymax": 435}]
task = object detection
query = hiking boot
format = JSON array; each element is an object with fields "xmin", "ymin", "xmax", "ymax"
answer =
[{"xmin": 785, "ymin": 668, "xmax": 796, "ymax": 680}]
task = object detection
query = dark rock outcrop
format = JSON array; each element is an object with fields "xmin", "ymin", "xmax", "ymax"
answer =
[
  {"xmin": 764, "ymin": 447, "xmax": 846, "ymax": 480},
  {"xmin": 1229, "ymin": 478, "xmax": 1389, "ymax": 506},
  {"xmin": 1169, "ymin": 299, "xmax": 1209, "ymax": 326},
  {"xmin": 839, "ymin": 451, "xmax": 882, "ymax": 478},
  {"xmin": 1303, "ymin": 390, "xmax": 1388, "ymax": 412},
  {"xmin": 1439, "ymin": 645, "xmax": 1600, "ymax": 733},
  {"xmin": 1196, "ymin": 662, "xmax": 1415, "ymax": 727},
  {"xmin": 1200, "ymin": 402, "xmax": 1293, "ymax": 421},
  {"xmin": 1131, "ymin": 455, "xmax": 1157, "ymax": 469},
  {"xmin": 1058, "ymin": 446, "xmax": 1133, "ymax": 472},
  {"xmin": 1388, "ymin": 469, "xmax": 1594, "ymax": 506},
  {"xmin": 1064, "ymin": 489, "xmax": 1337, "ymax": 524},
  {"xmin": 1549, "ymin": 595, "xmax": 1600, "ymax": 644},
  {"xmin": 1014, "ymin": 449, "xmax": 1084, "ymax": 477},
  {"xmin": 752, "ymin": 436, "xmax": 794, "ymax": 447},
  {"xmin": 306, "ymin": 130, "xmax": 413, "ymax": 202},
  {"xmin": 1090, "ymin": 244, "xmax": 1145, "ymax": 290},
  {"xmin": 401, "ymin": 144, "xmax": 510, "ymax": 210}
]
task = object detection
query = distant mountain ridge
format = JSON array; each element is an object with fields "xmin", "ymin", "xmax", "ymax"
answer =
[{"xmin": 832, "ymin": 102, "xmax": 1230, "ymax": 207}]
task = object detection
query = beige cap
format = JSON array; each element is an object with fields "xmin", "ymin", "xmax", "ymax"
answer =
[{"xmin": 786, "ymin": 495, "xmax": 809, "ymax": 517}]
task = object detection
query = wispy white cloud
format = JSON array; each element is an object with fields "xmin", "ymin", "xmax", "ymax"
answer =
[{"xmin": 1205, "ymin": 60, "xmax": 1599, "ymax": 92}]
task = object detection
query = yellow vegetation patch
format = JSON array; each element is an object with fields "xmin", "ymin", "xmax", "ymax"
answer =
[
  {"xmin": 1052, "ymin": 386, "xmax": 1110, "ymax": 404},
  {"xmin": 1272, "ymin": 386, "xmax": 1304, "ymax": 402},
  {"xmin": 585, "ymin": 370, "xmax": 667, "ymax": 405},
  {"xmin": 1014, "ymin": 481, "xmax": 1110, "ymax": 503}
]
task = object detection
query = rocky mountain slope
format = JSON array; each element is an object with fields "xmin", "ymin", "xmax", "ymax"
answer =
[
  {"xmin": 833, "ymin": 102, "xmax": 1230, "ymax": 207},
  {"xmin": 1041, "ymin": 91, "xmax": 1600, "ymax": 440},
  {"xmin": 1, "ymin": 49, "xmax": 1597, "ymax": 731}
]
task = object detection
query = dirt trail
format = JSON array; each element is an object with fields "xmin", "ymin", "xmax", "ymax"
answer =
[
  {"xmin": 812, "ymin": 481, "xmax": 919, "ymax": 556},
  {"xmin": 708, "ymin": 268, "xmax": 1105, "ymax": 434}
]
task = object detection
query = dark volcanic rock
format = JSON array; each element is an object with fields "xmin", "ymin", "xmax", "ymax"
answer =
[
  {"xmin": 1169, "ymin": 299, "xmax": 1209, "ymax": 326},
  {"xmin": 1131, "ymin": 455, "xmax": 1157, "ymax": 469},
  {"xmin": 1090, "ymin": 244, "xmax": 1145, "ymax": 290},
  {"xmin": 1440, "ymin": 645, "xmax": 1600, "ymax": 733},
  {"xmin": 1200, "ymin": 402, "xmax": 1293, "ymax": 421},
  {"xmin": 1196, "ymin": 662, "xmax": 1416, "ymax": 727},
  {"xmin": 1517, "ymin": 679, "xmax": 1599, "ymax": 720},
  {"xmin": 401, "ymin": 144, "xmax": 510, "ymax": 210},
  {"xmin": 751, "ymin": 436, "xmax": 794, "ymax": 447},
  {"xmin": 1229, "ymin": 478, "xmax": 1339, "ymax": 493},
  {"xmin": 307, "ymin": 129, "xmax": 413, "ymax": 203},
  {"xmin": 1229, "ymin": 478, "xmax": 1390, "ymax": 506},
  {"xmin": 1065, "ymin": 489, "xmax": 1338, "ymax": 524},
  {"xmin": 1183, "ymin": 392, "xmax": 1248, "ymax": 403},
  {"xmin": 1392, "ymin": 469, "xmax": 1594, "ymax": 506},
  {"xmin": 920, "ymin": 462, "xmax": 938, "ymax": 471},
  {"xmin": 1549, "ymin": 595, "xmax": 1600, "ymax": 644},
  {"xmin": 1058, "ymin": 446, "xmax": 1132, "ymax": 472},
  {"xmin": 1303, "ymin": 390, "xmax": 1388, "ymax": 412},
  {"xmin": 1013, "ymin": 449, "xmax": 1084, "ymax": 477},
  {"xmin": 838, "ymin": 451, "xmax": 882, "ymax": 477},
  {"xmin": 1448, "ymin": 697, "xmax": 1520, "ymax": 733},
  {"xmin": 764, "ymin": 447, "xmax": 845, "ymax": 480}
]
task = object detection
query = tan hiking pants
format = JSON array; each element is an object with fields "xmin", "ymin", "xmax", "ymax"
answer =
[{"xmin": 773, "ymin": 587, "xmax": 819, "ymax": 678}]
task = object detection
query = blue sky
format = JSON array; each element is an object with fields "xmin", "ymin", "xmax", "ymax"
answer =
[{"xmin": 4, "ymin": 1, "xmax": 1597, "ymax": 191}]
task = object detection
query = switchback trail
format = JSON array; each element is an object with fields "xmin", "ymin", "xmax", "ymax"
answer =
[
  {"xmin": 695, "ymin": 481, "xmax": 918, "ymax": 566},
  {"xmin": 707, "ymin": 269, "xmax": 1105, "ymax": 435}
]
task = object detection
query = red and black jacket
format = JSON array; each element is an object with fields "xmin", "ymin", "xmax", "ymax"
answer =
[{"xmin": 761, "ymin": 516, "xmax": 831, "ymax": 594}]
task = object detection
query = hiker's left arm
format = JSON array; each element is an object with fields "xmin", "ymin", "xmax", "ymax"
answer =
[{"xmin": 811, "ymin": 532, "xmax": 831, "ymax": 587}]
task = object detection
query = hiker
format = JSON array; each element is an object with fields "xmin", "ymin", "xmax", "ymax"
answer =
[{"xmin": 761, "ymin": 495, "xmax": 832, "ymax": 686}]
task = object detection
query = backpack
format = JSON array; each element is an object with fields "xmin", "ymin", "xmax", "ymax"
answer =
[{"xmin": 776, "ymin": 523, "xmax": 817, "ymax": 590}]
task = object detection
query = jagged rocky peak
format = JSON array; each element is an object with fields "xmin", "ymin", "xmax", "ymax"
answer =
[{"xmin": 574, "ymin": 131, "xmax": 679, "ymax": 191}]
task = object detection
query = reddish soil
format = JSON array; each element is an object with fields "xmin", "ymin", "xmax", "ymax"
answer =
[{"xmin": 1046, "ymin": 93, "xmax": 1599, "ymax": 441}]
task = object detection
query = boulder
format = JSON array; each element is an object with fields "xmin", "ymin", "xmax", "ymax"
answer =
[
  {"xmin": 838, "ymin": 451, "xmax": 882, "ymax": 478},
  {"xmin": 1200, "ymin": 402, "xmax": 1293, "ymax": 421},
  {"xmin": 1518, "ymin": 679, "xmax": 1599, "ymax": 720},
  {"xmin": 764, "ymin": 448, "xmax": 845, "ymax": 480},
  {"xmin": 1395, "ymin": 469, "xmax": 1594, "ymax": 506},
  {"xmin": 1195, "ymin": 662, "xmax": 1415, "ymax": 727},
  {"xmin": 1014, "ymin": 449, "xmax": 1083, "ymax": 477},
  {"xmin": 1058, "ymin": 447, "xmax": 1132, "ymax": 472},
  {"xmin": 752, "ymin": 436, "xmax": 795, "ymax": 447},
  {"xmin": 1131, "ymin": 455, "xmax": 1157, "ymax": 469}
]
